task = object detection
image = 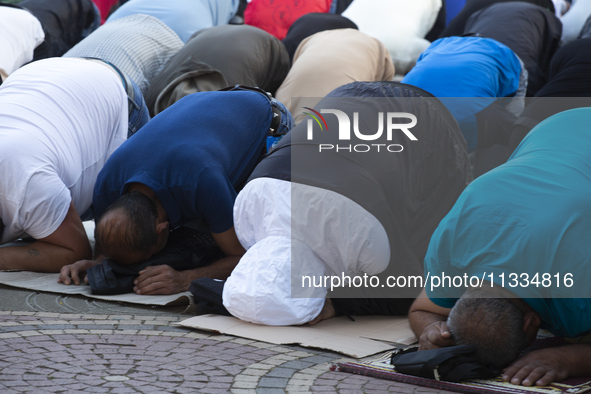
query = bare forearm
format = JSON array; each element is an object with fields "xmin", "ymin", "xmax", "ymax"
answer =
[
  {"xmin": 0, "ymin": 240, "xmax": 92, "ymax": 273},
  {"xmin": 562, "ymin": 345, "xmax": 591, "ymax": 377},
  {"xmin": 179, "ymin": 255, "xmax": 241, "ymax": 290}
]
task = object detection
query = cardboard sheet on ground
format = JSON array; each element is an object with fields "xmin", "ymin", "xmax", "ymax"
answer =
[
  {"xmin": 177, "ymin": 314, "xmax": 417, "ymax": 358},
  {"xmin": 0, "ymin": 221, "xmax": 191, "ymax": 306},
  {"xmin": 0, "ymin": 271, "xmax": 192, "ymax": 306}
]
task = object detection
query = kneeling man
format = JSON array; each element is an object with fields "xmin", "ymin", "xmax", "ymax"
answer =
[
  {"xmin": 222, "ymin": 81, "xmax": 472, "ymax": 325},
  {"xmin": 0, "ymin": 58, "xmax": 132, "ymax": 272},
  {"xmin": 409, "ymin": 108, "xmax": 591, "ymax": 386}
]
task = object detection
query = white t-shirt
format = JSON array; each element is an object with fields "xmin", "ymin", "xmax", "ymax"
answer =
[
  {"xmin": 0, "ymin": 6, "xmax": 44, "ymax": 76},
  {"xmin": 0, "ymin": 58, "xmax": 128, "ymax": 244}
]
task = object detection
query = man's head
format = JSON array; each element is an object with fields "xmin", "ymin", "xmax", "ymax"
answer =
[
  {"xmin": 447, "ymin": 288, "xmax": 541, "ymax": 369},
  {"xmin": 95, "ymin": 191, "xmax": 169, "ymax": 265}
]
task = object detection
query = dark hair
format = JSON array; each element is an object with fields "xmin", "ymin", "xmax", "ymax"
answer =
[
  {"xmin": 447, "ymin": 289, "xmax": 526, "ymax": 369},
  {"xmin": 95, "ymin": 191, "xmax": 159, "ymax": 255}
]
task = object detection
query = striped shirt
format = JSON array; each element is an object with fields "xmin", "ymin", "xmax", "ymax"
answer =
[{"xmin": 64, "ymin": 14, "xmax": 183, "ymax": 96}]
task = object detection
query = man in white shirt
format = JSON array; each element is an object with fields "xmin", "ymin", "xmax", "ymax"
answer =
[{"xmin": 0, "ymin": 57, "xmax": 129, "ymax": 272}]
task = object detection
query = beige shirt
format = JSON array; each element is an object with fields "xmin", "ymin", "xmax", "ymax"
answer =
[{"xmin": 275, "ymin": 29, "xmax": 395, "ymax": 124}]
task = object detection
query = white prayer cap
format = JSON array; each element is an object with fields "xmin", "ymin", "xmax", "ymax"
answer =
[{"xmin": 222, "ymin": 235, "xmax": 326, "ymax": 326}]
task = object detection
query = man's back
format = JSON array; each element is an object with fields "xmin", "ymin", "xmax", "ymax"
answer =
[
  {"xmin": 106, "ymin": 0, "xmax": 239, "ymax": 43},
  {"xmin": 425, "ymin": 108, "xmax": 591, "ymax": 337},
  {"xmin": 93, "ymin": 90, "xmax": 272, "ymax": 233},
  {"xmin": 0, "ymin": 57, "xmax": 128, "ymax": 244}
]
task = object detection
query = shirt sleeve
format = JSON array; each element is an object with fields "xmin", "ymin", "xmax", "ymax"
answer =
[
  {"xmin": 195, "ymin": 166, "xmax": 238, "ymax": 234},
  {"xmin": 19, "ymin": 170, "xmax": 71, "ymax": 240},
  {"xmin": 426, "ymin": 295, "xmax": 458, "ymax": 309}
]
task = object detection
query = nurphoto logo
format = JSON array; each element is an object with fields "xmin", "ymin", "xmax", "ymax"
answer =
[{"xmin": 304, "ymin": 108, "xmax": 418, "ymax": 153}]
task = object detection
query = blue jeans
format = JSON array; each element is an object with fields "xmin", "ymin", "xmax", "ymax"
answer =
[
  {"xmin": 87, "ymin": 58, "xmax": 150, "ymax": 138},
  {"xmin": 266, "ymin": 97, "xmax": 294, "ymax": 151},
  {"xmin": 269, "ymin": 97, "xmax": 294, "ymax": 136},
  {"xmin": 221, "ymin": 85, "xmax": 294, "ymax": 151},
  {"xmin": 222, "ymin": 85, "xmax": 294, "ymax": 136},
  {"xmin": 125, "ymin": 76, "xmax": 151, "ymax": 138}
]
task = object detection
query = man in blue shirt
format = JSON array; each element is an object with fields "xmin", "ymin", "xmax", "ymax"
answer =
[
  {"xmin": 409, "ymin": 108, "xmax": 591, "ymax": 387},
  {"xmin": 58, "ymin": 88, "xmax": 293, "ymax": 295},
  {"xmin": 402, "ymin": 36, "xmax": 525, "ymax": 152}
]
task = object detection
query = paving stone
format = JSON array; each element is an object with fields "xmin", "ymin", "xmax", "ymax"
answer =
[
  {"xmin": 299, "ymin": 355, "xmax": 339, "ymax": 364},
  {"xmin": 201, "ymin": 389, "xmax": 235, "ymax": 394},
  {"xmin": 0, "ymin": 311, "xmax": 457, "ymax": 394},
  {"xmin": 257, "ymin": 389, "xmax": 287, "ymax": 394},
  {"xmin": 311, "ymin": 386, "xmax": 337, "ymax": 392},
  {"xmin": 233, "ymin": 380, "xmax": 258, "ymax": 389},
  {"xmin": 265, "ymin": 367, "xmax": 296, "ymax": 378},
  {"xmin": 280, "ymin": 361, "xmax": 315, "ymax": 370},
  {"xmin": 312, "ymin": 378, "xmax": 340, "ymax": 386},
  {"xmin": 231, "ymin": 389, "xmax": 258, "ymax": 394},
  {"xmin": 258, "ymin": 377, "xmax": 289, "ymax": 388}
]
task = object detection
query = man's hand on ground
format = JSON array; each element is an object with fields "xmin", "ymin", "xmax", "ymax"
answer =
[
  {"xmin": 308, "ymin": 298, "xmax": 336, "ymax": 325},
  {"xmin": 418, "ymin": 321, "xmax": 454, "ymax": 350},
  {"xmin": 134, "ymin": 265, "xmax": 190, "ymax": 295},
  {"xmin": 502, "ymin": 348, "xmax": 570, "ymax": 386},
  {"xmin": 58, "ymin": 259, "xmax": 100, "ymax": 285}
]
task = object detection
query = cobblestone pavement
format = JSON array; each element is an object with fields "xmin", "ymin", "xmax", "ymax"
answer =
[{"xmin": 0, "ymin": 311, "xmax": 456, "ymax": 393}]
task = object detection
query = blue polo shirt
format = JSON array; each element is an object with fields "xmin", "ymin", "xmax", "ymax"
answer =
[
  {"xmin": 93, "ymin": 90, "xmax": 271, "ymax": 234},
  {"xmin": 402, "ymin": 36, "xmax": 521, "ymax": 152},
  {"xmin": 424, "ymin": 108, "xmax": 591, "ymax": 338}
]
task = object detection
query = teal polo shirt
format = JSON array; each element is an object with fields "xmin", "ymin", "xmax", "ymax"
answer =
[{"xmin": 424, "ymin": 108, "xmax": 591, "ymax": 338}]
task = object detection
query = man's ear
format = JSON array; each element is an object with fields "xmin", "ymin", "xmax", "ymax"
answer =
[
  {"xmin": 523, "ymin": 310, "xmax": 541, "ymax": 332},
  {"xmin": 156, "ymin": 221, "xmax": 169, "ymax": 235}
]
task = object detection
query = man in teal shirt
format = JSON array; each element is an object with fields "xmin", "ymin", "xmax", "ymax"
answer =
[{"xmin": 409, "ymin": 108, "xmax": 591, "ymax": 387}]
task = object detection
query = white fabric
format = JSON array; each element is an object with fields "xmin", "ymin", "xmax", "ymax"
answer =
[
  {"xmin": 552, "ymin": 0, "xmax": 569, "ymax": 17},
  {"xmin": 224, "ymin": 178, "xmax": 390, "ymax": 325},
  {"xmin": 0, "ymin": 58, "xmax": 128, "ymax": 244},
  {"xmin": 0, "ymin": 7, "xmax": 44, "ymax": 75},
  {"xmin": 342, "ymin": 0, "xmax": 442, "ymax": 74},
  {"xmin": 223, "ymin": 236, "xmax": 327, "ymax": 326},
  {"xmin": 561, "ymin": 0, "xmax": 591, "ymax": 44}
]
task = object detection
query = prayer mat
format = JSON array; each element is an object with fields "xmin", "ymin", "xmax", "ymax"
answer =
[{"xmin": 331, "ymin": 335, "xmax": 591, "ymax": 394}]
